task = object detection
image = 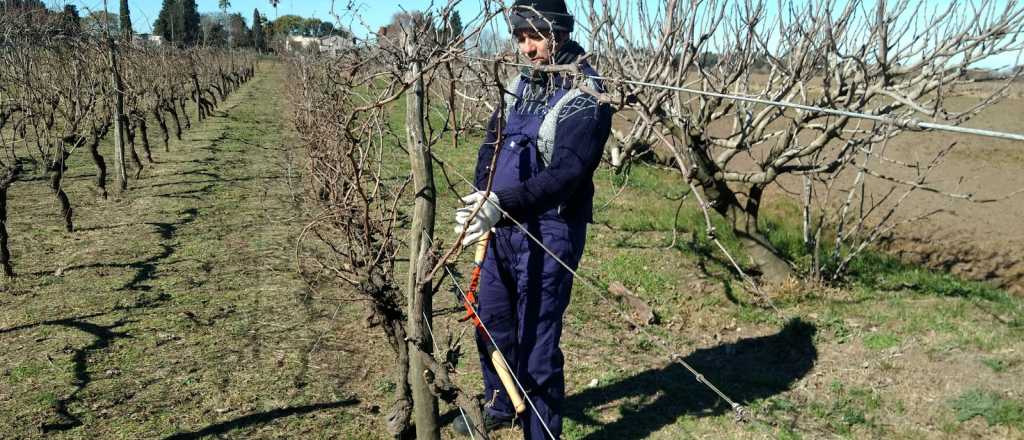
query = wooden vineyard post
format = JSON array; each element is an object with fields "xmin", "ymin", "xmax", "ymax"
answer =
[
  {"xmin": 104, "ymin": 0, "xmax": 128, "ymax": 192},
  {"xmin": 107, "ymin": 40, "xmax": 128, "ymax": 191},
  {"xmin": 404, "ymin": 28, "xmax": 440, "ymax": 439}
]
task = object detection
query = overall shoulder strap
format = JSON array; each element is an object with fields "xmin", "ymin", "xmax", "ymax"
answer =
[
  {"xmin": 536, "ymin": 76, "xmax": 601, "ymax": 166},
  {"xmin": 501, "ymin": 74, "xmax": 523, "ymax": 119}
]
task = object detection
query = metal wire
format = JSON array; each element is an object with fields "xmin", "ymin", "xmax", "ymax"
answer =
[
  {"xmin": 421, "ymin": 311, "xmax": 477, "ymax": 440},
  {"xmin": 460, "ymin": 55, "xmax": 1024, "ymax": 143},
  {"xmin": 437, "ymin": 157, "xmax": 751, "ymax": 421},
  {"xmin": 423, "ymin": 233, "xmax": 558, "ymax": 440}
]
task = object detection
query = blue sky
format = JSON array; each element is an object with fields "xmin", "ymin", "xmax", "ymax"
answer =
[{"xmin": 52, "ymin": 0, "xmax": 1020, "ymax": 69}]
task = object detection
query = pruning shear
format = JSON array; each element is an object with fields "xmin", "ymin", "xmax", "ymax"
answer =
[{"xmin": 460, "ymin": 232, "xmax": 527, "ymax": 414}]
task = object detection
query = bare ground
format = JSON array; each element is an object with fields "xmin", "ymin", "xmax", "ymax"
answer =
[{"xmin": 873, "ymin": 88, "xmax": 1024, "ymax": 294}]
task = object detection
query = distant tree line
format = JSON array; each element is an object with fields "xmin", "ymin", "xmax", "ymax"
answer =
[
  {"xmin": 0, "ymin": 0, "xmax": 348, "ymax": 52},
  {"xmin": 152, "ymin": 1, "xmax": 350, "ymax": 50},
  {"xmin": 378, "ymin": 10, "xmax": 462, "ymax": 47}
]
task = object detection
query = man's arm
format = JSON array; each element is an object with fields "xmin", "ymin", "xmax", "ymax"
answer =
[{"xmin": 495, "ymin": 97, "xmax": 611, "ymax": 220}]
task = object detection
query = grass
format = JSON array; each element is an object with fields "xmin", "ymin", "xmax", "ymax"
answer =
[
  {"xmin": 0, "ymin": 63, "xmax": 379, "ymax": 438},
  {"xmin": 804, "ymin": 382, "xmax": 883, "ymax": 436},
  {"xmin": 951, "ymin": 389, "xmax": 1024, "ymax": 429},
  {"xmin": 862, "ymin": 333, "xmax": 901, "ymax": 350},
  {"xmin": 981, "ymin": 357, "xmax": 1019, "ymax": 373},
  {"xmin": 0, "ymin": 62, "xmax": 1021, "ymax": 440}
]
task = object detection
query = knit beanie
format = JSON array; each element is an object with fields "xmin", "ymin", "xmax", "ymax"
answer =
[{"xmin": 508, "ymin": 0, "xmax": 574, "ymax": 33}]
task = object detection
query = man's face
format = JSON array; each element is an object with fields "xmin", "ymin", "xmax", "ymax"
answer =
[{"xmin": 514, "ymin": 29, "xmax": 556, "ymax": 66}]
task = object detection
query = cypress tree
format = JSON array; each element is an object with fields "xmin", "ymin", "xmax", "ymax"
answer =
[
  {"xmin": 252, "ymin": 8, "xmax": 264, "ymax": 50},
  {"xmin": 119, "ymin": 0, "xmax": 132, "ymax": 41},
  {"xmin": 153, "ymin": 0, "xmax": 178, "ymax": 44},
  {"xmin": 153, "ymin": 0, "xmax": 200, "ymax": 47},
  {"xmin": 180, "ymin": 0, "xmax": 200, "ymax": 46},
  {"xmin": 449, "ymin": 11, "xmax": 462, "ymax": 45}
]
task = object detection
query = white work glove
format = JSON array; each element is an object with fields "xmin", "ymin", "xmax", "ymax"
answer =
[{"xmin": 453, "ymin": 191, "xmax": 502, "ymax": 246}]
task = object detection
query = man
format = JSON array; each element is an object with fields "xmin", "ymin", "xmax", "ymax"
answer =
[{"xmin": 452, "ymin": 1, "xmax": 612, "ymax": 438}]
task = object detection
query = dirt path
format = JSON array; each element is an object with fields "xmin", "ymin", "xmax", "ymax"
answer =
[{"xmin": 0, "ymin": 64, "xmax": 380, "ymax": 439}]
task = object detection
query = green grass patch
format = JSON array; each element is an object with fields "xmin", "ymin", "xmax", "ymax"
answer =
[
  {"xmin": 981, "ymin": 357, "xmax": 1019, "ymax": 373},
  {"xmin": 849, "ymin": 253, "xmax": 1014, "ymax": 303},
  {"xmin": 596, "ymin": 253, "xmax": 671, "ymax": 295},
  {"xmin": 7, "ymin": 362, "xmax": 46, "ymax": 383},
  {"xmin": 950, "ymin": 389, "xmax": 1024, "ymax": 428},
  {"xmin": 813, "ymin": 381, "xmax": 883, "ymax": 435},
  {"xmin": 862, "ymin": 333, "xmax": 901, "ymax": 350}
]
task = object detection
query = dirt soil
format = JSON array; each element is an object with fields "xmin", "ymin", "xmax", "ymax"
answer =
[
  {"xmin": 872, "ymin": 86, "xmax": 1024, "ymax": 294},
  {"xmin": 616, "ymin": 82, "xmax": 1024, "ymax": 293}
]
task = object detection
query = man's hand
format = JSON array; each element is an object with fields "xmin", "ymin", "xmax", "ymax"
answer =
[{"xmin": 454, "ymin": 191, "xmax": 502, "ymax": 246}]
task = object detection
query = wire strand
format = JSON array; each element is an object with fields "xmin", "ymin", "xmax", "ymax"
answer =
[
  {"xmin": 437, "ymin": 156, "xmax": 750, "ymax": 420},
  {"xmin": 423, "ymin": 233, "xmax": 559, "ymax": 440},
  {"xmin": 459, "ymin": 54, "xmax": 1024, "ymax": 143}
]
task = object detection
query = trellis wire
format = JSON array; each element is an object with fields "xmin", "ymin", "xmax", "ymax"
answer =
[
  {"xmin": 423, "ymin": 233, "xmax": 559, "ymax": 440},
  {"xmin": 433, "ymin": 157, "xmax": 752, "ymax": 422},
  {"xmin": 461, "ymin": 55, "xmax": 1024, "ymax": 143}
]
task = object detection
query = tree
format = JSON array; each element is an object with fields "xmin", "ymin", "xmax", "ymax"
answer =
[
  {"xmin": 218, "ymin": 0, "xmax": 231, "ymax": 45},
  {"xmin": 199, "ymin": 13, "xmax": 227, "ymax": 47},
  {"xmin": 180, "ymin": 0, "xmax": 200, "ymax": 46},
  {"xmin": 0, "ymin": 0, "xmax": 45, "ymax": 11},
  {"xmin": 58, "ymin": 5, "xmax": 81, "ymax": 35},
  {"xmin": 153, "ymin": 0, "xmax": 201, "ymax": 46},
  {"xmin": 302, "ymin": 17, "xmax": 322, "ymax": 36},
  {"xmin": 318, "ymin": 21, "xmax": 335, "ymax": 37},
  {"xmin": 153, "ymin": 0, "xmax": 175, "ymax": 42},
  {"xmin": 380, "ymin": 11, "xmax": 428, "ymax": 48},
  {"xmin": 585, "ymin": 0, "xmax": 1024, "ymax": 282},
  {"xmin": 271, "ymin": 14, "xmax": 304, "ymax": 36},
  {"xmin": 82, "ymin": 10, "xmax": 119, "ymax": 36},
  {"xmin": 440, "ymin": 10, "xmax": 462, "ymax": 46},
  {"xmin": 226, "ymin": 13, "xmax": 250, "ymax": 47},
  {"xmin": 119, "ymin": 0, "xmax": 132, "ymax": 41},
  {"xmin": 252, "ymin": 9, "xmax": 265, "ymax": 50},
  {"xmin": 288, "ymin": 10, "xmax": 491, "ymax": 436}
]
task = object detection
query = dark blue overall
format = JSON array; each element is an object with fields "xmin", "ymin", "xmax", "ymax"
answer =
[{"xmin": 475, "ymin": 75, "xmax": 599, "ymax": 439}]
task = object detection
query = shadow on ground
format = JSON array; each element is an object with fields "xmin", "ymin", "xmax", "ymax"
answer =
[
  {"xmin": 564, "ymin": 318, "xmax": 817, "ymax": 439},
  {"xmin": 25, "ymin": 208, "xmax": 199, "ymax": 292},
  {"xmin": 162, "ymin": 399, "xmax": 360, "ymax": 439},
  {"xmin": 42, "ymin": 318, "xmax": 134, "ymax": 432}
]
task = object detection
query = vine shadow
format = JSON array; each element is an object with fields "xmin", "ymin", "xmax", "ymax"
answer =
[
  {"xmin": 162, "ymin": 399, "xmax": 360, "ymax": 439},
  {"xmin": 564, "ymin": 318, "xmax": 817, "ymax": 439},
  {"xmin": 41, "ymin": 318, "xmax": 133, "ymax": 432}
]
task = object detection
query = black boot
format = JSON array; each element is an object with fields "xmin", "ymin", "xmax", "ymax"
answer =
[{"xmin": 452, "ymin": 411, "xmax": 516, "ymax": 437}]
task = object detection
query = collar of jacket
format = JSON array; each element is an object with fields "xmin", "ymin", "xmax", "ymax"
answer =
[{"xmin": 520, "ymin": 39, "xmax": 586, "ymax": 87}]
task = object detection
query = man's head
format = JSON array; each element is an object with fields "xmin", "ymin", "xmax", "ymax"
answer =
[{"xmin": 509, "ymin": 0, "xmax": 573, "ymax": 66}]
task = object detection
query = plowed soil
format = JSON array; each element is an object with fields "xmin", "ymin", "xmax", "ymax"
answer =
[
  {"xmin": 870, "ymin": 84, "xmax": 1024, "ymax": 294},
  {"xmin": 624, "ymin": 81, "xmax": 1024, "ymax": 293}
]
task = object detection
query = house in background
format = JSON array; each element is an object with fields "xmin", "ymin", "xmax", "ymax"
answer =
[
  {"xmin": 318, "ymin": 35, "xmax": 352, "ymax": 56},
  {"xmin": 285, "ymin": 34, "xmax": 352, "ymax": 56},
  {"xmin": 285, "ymin": 35, "xmax": 319, "ymax": 52},
  {"xmin": 132, "ymin": 33, "xmax": 163, "ymax": 46}
]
